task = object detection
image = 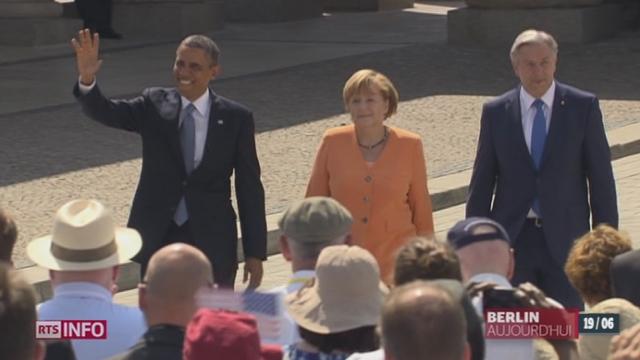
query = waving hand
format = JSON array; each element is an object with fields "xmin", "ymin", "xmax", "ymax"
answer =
[{"xmin": 71, "ymin": 29, "xmax": 103, "ymax": 85}]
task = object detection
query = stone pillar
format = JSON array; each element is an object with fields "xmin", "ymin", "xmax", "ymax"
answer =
[
  {"xmin": 112, "ymin": 0, "xmax": 224, "ymax": 38},
  {"xmin": 0, "ymin": 0, "xmax": 82, "ymax": 45},
  {"xmin": 448, "ymin": 0, "xmax": 627, "ymax": 46},
  {"xmin": 224, "ymin": 0, "xmax": 323, "ymax": 22}
]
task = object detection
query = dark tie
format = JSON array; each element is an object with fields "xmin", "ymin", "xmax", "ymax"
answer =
[
  {"xmin": 531, "ymin": 99, "xmax": 547, "ymax": 216},
  {"xmin": 180, "ymin": 104, "xmax": 197, "ymax": 174},
  {"xmin": 174, "ymin": 104, "xmax": 196, "ymax": 225}
]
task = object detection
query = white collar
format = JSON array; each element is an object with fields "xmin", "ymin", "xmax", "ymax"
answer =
[
  {"xmin": 289, "ymin": 270, "xmax": 315, "ymax": 284},
  {"xmin": 520, "ymin": 81, "xmax": 556, "ymax": 110},
  {"xmin": 53, "ymin": 282, "xmax": 113, "ymax": 301},
  {"xmin": 286, "ymin": 270, "xmax": 315, "ymax": 294},
  {"xmin": 467, "ymin": 273, "xmax": 512, "ymax": 288},
  {"xmin": 181, "ymin": 90, "xmax": 210, "ymax": 117}
]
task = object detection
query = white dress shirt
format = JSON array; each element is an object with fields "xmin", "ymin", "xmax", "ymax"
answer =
[
  {"xmin": 38, "ymin": 282, "xmax": 147, "ymax": 360},
  {"xmin": 179, "ymin": 91, "xmax": 211, "ymax": 169},
  {"xmin": 519, "ymin": 82, "xmax": 556, "ymax": 218},
  {"xmin": 78, "ymin": 79, "xmax": 211, "ymax": 170},
  {"xmin": 519, "ymin": 81, "xmax": 555, "ymax": 153}
]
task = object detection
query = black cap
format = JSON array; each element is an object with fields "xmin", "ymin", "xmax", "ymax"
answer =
[{"xmin": 446, "ymin": 217, "xmax": 510, "ymax": 250}]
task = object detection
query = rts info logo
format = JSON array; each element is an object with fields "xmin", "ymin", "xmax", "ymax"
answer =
[{"xmin": 36, "ymin": 320, "xmax": 107, "ymax": 340}]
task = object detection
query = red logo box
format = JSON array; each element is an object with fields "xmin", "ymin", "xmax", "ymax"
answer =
[{"xmin": 484, "ymin": 308, "xmax": 579, "ymax": 339}]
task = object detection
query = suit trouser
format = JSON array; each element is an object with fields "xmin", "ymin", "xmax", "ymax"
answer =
[
  {"xmin": 138, "ymin": 221, "xmax": 238, "ymax": 289},
  {"xmin": 75, "ymin": 0, "xmax": 113, "ymax": 32},
  {"xmin": 511, "ymin": 219, "xmax": 583, "ymax": 309}
]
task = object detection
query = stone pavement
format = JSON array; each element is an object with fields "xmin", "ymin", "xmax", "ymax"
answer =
[
  {"xmin": 114, "ymin": 151, "xmax": 640, "ymax": 306},
  {"xmin": 2, "ymin": 1, "xmax": 640, "ymax": 272}
]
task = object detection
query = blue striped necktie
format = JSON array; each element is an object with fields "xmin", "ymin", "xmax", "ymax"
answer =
[
  {"xmin": 174, "ymin": 104, "xmax": 196, "ymax": 225},
  {"xmin": 531, "ymin": 99, "xmax": 547, "ymax": 216}
]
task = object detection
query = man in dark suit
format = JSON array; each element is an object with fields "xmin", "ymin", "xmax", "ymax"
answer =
[
  {"xmin": 466, "ymin": 29, "xmax": 618, "ymax": 308},
  {"xmin": 71, "ymin": 29, "xmax": 267, "ymax": 288},
  {"xmin": 75, "ymin": 0, "xmax": 122, "ymax": 39}
]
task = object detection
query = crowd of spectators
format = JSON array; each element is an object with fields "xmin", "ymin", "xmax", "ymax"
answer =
[{"xmin": 2, "ymin": 195, "xmax": 640, "ymax": 360}]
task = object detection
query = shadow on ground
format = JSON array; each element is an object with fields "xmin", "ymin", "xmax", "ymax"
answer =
[{"xmin": 1, "ymin": 9, "xmax": 639, "ymax": 187}]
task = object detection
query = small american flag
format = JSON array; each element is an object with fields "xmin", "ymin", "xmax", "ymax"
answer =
[{"xmin": 196, "ymin": 288, "xmax": 283, "ymax": 342}]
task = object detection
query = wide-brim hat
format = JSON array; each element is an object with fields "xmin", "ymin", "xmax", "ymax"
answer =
[
  {"xmin": 27, "ymin": 199, "xmax": 142, "ymax": 271},
  {"xmin": 579, "ymin": 298, "xmax": 640, "ymax": 360},
  {"xmin": 286, "ymin": 245, "xmax": 388, "ymax": 334}
]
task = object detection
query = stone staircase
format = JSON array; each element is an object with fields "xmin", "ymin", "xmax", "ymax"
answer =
[
  {"xmin": 0, "ymin": 0, "xmax": 82, "ymax": 45},
  {"xmin": 0, "ymin": 0, "xmax": 225, "ymax": 46}
]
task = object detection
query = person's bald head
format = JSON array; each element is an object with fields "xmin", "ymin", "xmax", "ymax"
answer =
[
  {"xmin": 455, "ymin": 225, "xmax": 513, "ymax": 281},
  {"xmin": 382, "ymin": 281, "xmax": 469, "ymax": 360},
  {"xmin": 140, "ymin": 244, "xmax": 213, "ymax": 326},
  {"xmin": 144, "ymin": 243, "xmax": 212, "ymax": 300}
]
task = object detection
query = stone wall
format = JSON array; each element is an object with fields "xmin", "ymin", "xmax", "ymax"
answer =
[{"xmin": 224, "ymin": 0, "xmax": 323, "ymax": 22}]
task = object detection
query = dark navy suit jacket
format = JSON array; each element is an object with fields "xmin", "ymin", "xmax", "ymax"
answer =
[
  {"xmin": 466, "ymin": 82, "xmax": 618, "ymax": 266},
  {"xmin": 73, "ymin": 84, "xmax": 267, "ymax": 274}
]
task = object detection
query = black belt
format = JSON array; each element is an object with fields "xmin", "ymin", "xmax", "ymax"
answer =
[{"xmin": 526, "ymin": 218, "xmax": 543, "ymax": 228}]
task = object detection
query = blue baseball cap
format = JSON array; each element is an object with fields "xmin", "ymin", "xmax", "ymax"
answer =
[{"xmin": 446, "ymin": 217, "xmax": 510, "ymax": 250}]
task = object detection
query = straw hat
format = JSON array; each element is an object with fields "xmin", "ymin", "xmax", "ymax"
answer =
[
  {"xmin": 27, "ymin": 199, "xmax": 142, "ymax": 271},
  {"xmin": 579, "ymin": 298, "xmax": 640, "ymax": 360},
  {"xmin": 286, "ymin": 245, "xmax": 388, "ymax": 334}
]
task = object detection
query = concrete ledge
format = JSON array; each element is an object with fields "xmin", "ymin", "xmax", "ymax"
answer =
[
  {"xmin": 447, "ymin": 4, "xmax": 623, "ymax": 46},
  {"xmin": 18, "ymin": 122, "xmax": 640, "ymax": 302},
  {"xmin": 0, "ymin": 18, "xmax": 82, "ymax": 46},
  {"xmin": 224, "ymin": 0, "xmax": 323, "ymax": 23},
  {"xmin": 112, "ymin": 0, "xmax": 224, "ymax": 39},
  {"xmin": 324, "ymin": 0, "xmax": 414, "ymax": 11},
  {"xmin": 0, "ymin": 3, "xmax": 62, "ymax": 17}
]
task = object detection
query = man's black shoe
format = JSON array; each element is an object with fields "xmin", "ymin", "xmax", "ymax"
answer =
[{"xmin": 98, "ymin": 29, "xmax": 123, "ymax": 39}]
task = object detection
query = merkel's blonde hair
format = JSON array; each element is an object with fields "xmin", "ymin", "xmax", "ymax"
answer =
[{"xmin": 343, "ymin": 69, "xmax": 399, "ymax": 119}]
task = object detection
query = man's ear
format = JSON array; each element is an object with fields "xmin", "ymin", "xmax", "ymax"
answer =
[
  {"xmin": 463, "ymin": 342, "xmax": 472, "ymax": 360},
  {"xmin": 138, "ymin": 283, "xmax": 148, "ymax": 310},
  {"xmin": 507, "ymin": 248, "xmax": 515, "ymax": 281},
  {"xmin": 384, "ymin": 349, "xmax": 396, "ymax": 360},
  {"xmin": 34, "ymin": 340, "xmax": 46, "ymax": 360},
  {"xmin": 280, "ymin": 235, "xmax": 293, "ymax": 262},
  {"xmin": 49, "ymin": 270, "xmax": 57, "ymax": 285},
  {"xmin": 112, "ymin": 266, "xmax": 120, "ymax": 281},
  {"xmin": 344, "ymin": 233, "xmax": 354, "ymax": 246},
  {"xmin": 209, "ymin": 64, "xmax": 220, "ymax": 80}
]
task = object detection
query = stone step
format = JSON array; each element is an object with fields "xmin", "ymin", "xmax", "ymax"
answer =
[
  {"xmin": 0, "ymin": 17, "xmax": 82, "ymax": 45},
  {"xmin": 325, "ymin": 0, "xmax": 414, "ymax": 11},
  {"xmin": 447, "ymin": 3, "xmax": 630, "ymax": 46},
  {"xmin": 0, "ymin": 2, "xmax": 62, "ymax": 17},
  {"xmin": 224, "ymin": 0, "xmax": 323, "ymax": 23},
  {"xmin": 0, "ymin": 1, "xmax": 224, "ymax": 45},
  {"xmin": 0, "ymin": 0, "xmax": 54, "ymax": 3},
  {"xmin": 112, "ymin": 0, "xmax": 224, "ymax": 40}
]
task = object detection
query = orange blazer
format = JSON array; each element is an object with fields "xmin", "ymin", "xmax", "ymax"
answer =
[{"xmin": 306, "ymin": 125, "xmax": 435, "ymax": 281}]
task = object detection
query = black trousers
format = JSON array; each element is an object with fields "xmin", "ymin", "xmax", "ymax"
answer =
[
  {"xmin": 138, "ymin": 221, "xmax": 237, "ymax": 289},
  {"xmin": 511, "ymin": 219, "xmax": 583, "ymax": 309},
  {"xmin": 75, "ymin": 0, "xmax": 113, "ymax": 32}
]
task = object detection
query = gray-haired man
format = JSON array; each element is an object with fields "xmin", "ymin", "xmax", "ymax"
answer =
[{"xmin": 266, "ymin": 196, "xmax": 353, "ymax": 345}]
